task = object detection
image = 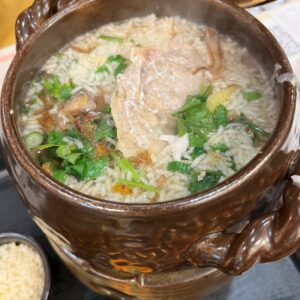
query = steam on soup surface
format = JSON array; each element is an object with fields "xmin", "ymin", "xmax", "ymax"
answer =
[{"xmin": 19, "ymin": 15, "xmax": 278, "ymax": 203}]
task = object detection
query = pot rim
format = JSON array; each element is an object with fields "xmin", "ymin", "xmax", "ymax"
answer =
[{"xmin": 0, "ymin": 0, "xmax": 296, "ymax": 216}]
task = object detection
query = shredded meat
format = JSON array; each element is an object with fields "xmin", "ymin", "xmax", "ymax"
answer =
[{"xmin": 205, "ymin": 27, "xmax": 223, "ymax": 77}]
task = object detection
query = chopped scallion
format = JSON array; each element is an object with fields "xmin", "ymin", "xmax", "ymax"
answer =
[
  {"xmin": 117, "ymin": 179, "xmax": 160, "ymax": 193},
  {"xmin": 99, "ymin": 35, "xmax": 124, "ymax": 43},
  {"xmin": 24, "ymin": 132, "xmax": 43, "ymax": 149}
]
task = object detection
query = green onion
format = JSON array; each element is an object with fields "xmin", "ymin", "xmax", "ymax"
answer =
[
  {"xmin": 243, "ymin": 90, "xmax": 262, "ymax": 102},
  {"xmin": 24, "ymin": 132, "xmax": 43, "ymax": 149},
  {"xmin": 99, "ymin": 35, "xmax": 124, "ymax": 43},
  {"xmin": 191, "ymin": 147, "xmax": 206, "ymax": 160},
  {"xmin": 211, "ymin": 143, "xmax": 229, "ymax": 153},
  {"xmin": 117, "ymin": 179, "xmax": 160, "ymax": 193},
  {"xmin": 229, "ymin": 158, "xmax": 237, "ymax": 171},
  {"xmin": 112, "ymin": 152, "xmax": 140, "ymax": 182},
  {"xmin": 167, "ymin": 161, "xmax": 191, "ymax": 174}
]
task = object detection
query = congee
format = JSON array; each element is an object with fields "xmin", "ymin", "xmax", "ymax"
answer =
[{"xmin": 19, "ymin": 15, "xmax": 278, "ymax": 203}]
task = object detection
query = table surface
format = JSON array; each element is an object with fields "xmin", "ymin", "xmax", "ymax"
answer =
[{"xmin": 0, "ymin": 172, "xmax": 299, "ymax": 300}]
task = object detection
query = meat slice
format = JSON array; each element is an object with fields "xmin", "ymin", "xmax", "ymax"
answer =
[{"xmin": 111, "ymin": 44, "xmax": 210, "ymax": 157}]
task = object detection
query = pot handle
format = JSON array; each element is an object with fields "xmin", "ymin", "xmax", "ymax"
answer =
[
  {"xmin": 15, "ymin": 0, "xmax": 79, "ymax": 50},
  {"xmin": 186, "ymin": 160, "xmax": 300, "ymax": 275}
]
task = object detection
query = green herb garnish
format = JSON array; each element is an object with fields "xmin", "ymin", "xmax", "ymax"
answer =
[
  {"xmin": 117, "ymin": 179, "xmax": 160, "ymax": 193},
  {"xmin": 167, "ymin": 161, "xmax": 192, "ymax": 174},
  {"xmin": 213, "ymin": 105, "xmax": 228, "ymax": 128},
  {"xmin": 173, "ymin": 85, "xmax": 218, "ymax": 149},
  {"xmin": 211, "ymin": 143, "xmax": 229, "ymax": 153},
  {"xmin": 112, "ymin": 152, "xmax": 140, "ymax": 182},
  {"xmin": 188, "ymin": 170, "xmax": 223, "ymax": 194},
  {"xmin": 66, "ymin": 156, "xmax": 109, "ymax": 180},
  {"xmin": 99, "ymin": 35, "xmax": 124, "ymax": 43},
  {"xmin": 176, "ymin": 118, "xmax": 187, "ymax": 137},
  {"xmin": 96, "ymin": 54, "xmax": 128, "ymax": 77},
  {"xmin": 102, "ymin": 104, "xmax": 111, "ymax": 114},
  {"xmin": 237, "ymin": 114, "xmax": 270, "ymax": 146},
  {"xmin": 42, "ymin": 77, "xmax": 73, "ymax": 101},
  {"xmin": 96, "ymin": 65, "xmax": 109, "ymax": 74},
  {"xmin": 191, "ymin": 147, "xmax": 206, "ymax": 160},
  {"xmin": 34, "ymin": 129, "xmax": 109, "ymax": 182},
  {"xmin": 52, "ymin": 168, "xmax": 67, "ymax": 184},
  {"xmin": 229, "ymin": 158, "xmax": 237, "ymax": 171},
  {"xmin": 94, "ymin": 120, "xmax": 117, "ymax": 142},
  {"xmin": 243, "ymin": 90, "xmax": 262, "ymax": 102}
]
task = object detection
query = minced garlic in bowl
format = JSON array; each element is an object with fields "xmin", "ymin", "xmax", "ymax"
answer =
[{"xmin": 0, "ymin": 240, "xmax": 47, "ymax": 300}]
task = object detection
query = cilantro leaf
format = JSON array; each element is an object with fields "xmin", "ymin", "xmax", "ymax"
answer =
[
  {"xmin": 56, "ymin": 144, "xmax": 77, "ymax": 159},
  {"xmin": 46, "ymin": 131, "xmax": 65, "ymax": 145},
  {"xmin": 42, "ymin": 77, "xmax": 73, "ymax": 101},
  {"xmin": 213, "ymin": 105, "xmax": 228, "ymax": 128},
  {"xmin": 176, "ymin": 118, "xmax": 187, "ymax": 137},
  {"xmin": 174, "ymin": 95, "xmax": 206, "ymax": 115},
  {"xmin": 211, "ymin": 143, "xmax": 229, "ymax": 153},
  {"xmin": 191, "ymin": 147, "xmax": 206, "ymax": 160},
  {"xmin": 185, "ymin": 106, "xmax": 216, "ymax": 138},
  {"xmin": 66, "ymin": 156, "xmax": 109, "ymax": 180},
  {"xmin": 188, "ymin": 170, "xmax": 223, "ymax": 194},
  {"xmin": 188, "ymin": 132, "xmax": 207, "ymax": 148},
  {"xmin": 64, "ymin": 152, "xmax": 82, "ymax": 164},
  {"xmin": 52, "ymin": 168, "xmax": 67, "ymax": 184},
  {"xmin": 94, "ymin": 120, "xmax": 117, "ymax": 141},
  {"xmin": 167, "ymin": 161, "xmax": 191, "ymax": 174}
]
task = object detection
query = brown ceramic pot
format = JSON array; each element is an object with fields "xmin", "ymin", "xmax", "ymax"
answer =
[{"xmin": 1, "ymin": 0, "xmax": 300, "ymax": 299}]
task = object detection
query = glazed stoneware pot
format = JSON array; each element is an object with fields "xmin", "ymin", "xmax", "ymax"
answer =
[{"xmin": 1, "ymin": 0, "xmax": 300, "ymax": 299}]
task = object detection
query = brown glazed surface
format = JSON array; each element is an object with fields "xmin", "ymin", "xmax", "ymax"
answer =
[{"xmin": 1, "ymin": 0, "xmax": 300, "ymax": 298}]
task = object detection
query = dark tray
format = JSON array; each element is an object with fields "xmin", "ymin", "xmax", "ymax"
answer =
[{"xmin": 0, "ymin": 170, "xmax": 299, "ymax": 300}]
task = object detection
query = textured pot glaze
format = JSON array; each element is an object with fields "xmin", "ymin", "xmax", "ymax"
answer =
[{"xmin": 1, "ymin": 0, "xmax": 300, "ymax": 298}]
